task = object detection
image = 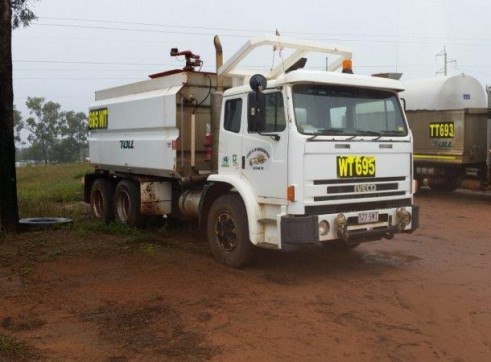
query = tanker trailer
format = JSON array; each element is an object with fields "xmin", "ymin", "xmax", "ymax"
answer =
[{"xmin": 402, "ymin": 74, "xmax": 488, "ymax": 191}]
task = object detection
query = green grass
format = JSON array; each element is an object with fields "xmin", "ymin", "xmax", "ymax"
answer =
[
  {"xmin": 16, "ymin": 163, "xmax": 164, "ymax": 244},
  {"xmin": 12, "ymin": 162, "xmax": 188, "ymax": 261},
  {"xmin": 16, "ymin": 163, "xmax": 92, "ymax": 218}
]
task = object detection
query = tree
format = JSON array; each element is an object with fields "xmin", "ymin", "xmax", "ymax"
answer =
[
  {"xmin": 0, "ymin": 0, "xmax": 37, "ymax": 233},
  {"xmin": 23, "ymin": 97, "xmax": 62, "ymax": 165},
  {"xmin": 60, "ymin": 111, "xmax": 88, "ymax": 162},
  {"xmin": 13, "ymin": 105, "xmax": 23, "ymax": 143},
  {"xmin": 10, "ymin": 0, "xmax": 36, "ymax": 28}
]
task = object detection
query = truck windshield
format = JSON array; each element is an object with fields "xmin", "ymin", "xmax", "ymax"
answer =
[{"xmin": 292, "ymin": 84, "xmax": 408, "ymax": 137}]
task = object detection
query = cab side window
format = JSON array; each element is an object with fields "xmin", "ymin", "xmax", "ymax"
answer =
[
  {"xmin": 224, "ymin": 98, "xmax": 242, "ymax": 133},
  {"xmin": 264, "ymin": 92, "xmax": 286, "ymax": 132},
  {"xmin": 247, "ymin": 92, "xmax": 286, "ymax": 133}
]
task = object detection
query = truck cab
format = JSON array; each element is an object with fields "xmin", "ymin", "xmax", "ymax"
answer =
[{"xmin": 209, "ymin": 44, "xmax": 418, "ymax": 257}]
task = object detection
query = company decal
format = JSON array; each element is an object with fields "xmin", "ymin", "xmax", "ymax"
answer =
[
  {"xmin": 246, "ymin": 147, "xmax": 271, "ymax": 170},
  {"xmin": 337, "ymin": 155, "xmax": 375, "ymax": 178},
  {"xmin": 463, "ymin": 94, "xmax": 471, "ymax": 100},
  {"xmin": 433, "ymin": 140, "xmax": 452, "ymax": 148},
  {"xmin": 222, "ymin": 156, "xmax": 230, "ymax": 167},
  {"xmin": 120, "ymin": 140, "xmax": 134, "ymax": 149},
  {"xmin": 88, "ymin": 108, "xmax": 108, "ymax": 130},
  {"xmin": 232, "ymin": 154, "xmax": 239, "ymax": 169}
]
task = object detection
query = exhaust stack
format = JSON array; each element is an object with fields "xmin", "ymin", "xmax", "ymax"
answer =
[{"xmin": 211, "ymin": 35, "xmax": 224, "ymax": 171}]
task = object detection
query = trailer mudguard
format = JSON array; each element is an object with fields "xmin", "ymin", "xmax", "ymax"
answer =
[{"xmin": 207, "ymin": 174, "xmax": 264, "ymax": 245}]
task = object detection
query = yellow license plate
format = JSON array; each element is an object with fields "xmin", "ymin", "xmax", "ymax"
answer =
[
  {"xmin": 429, "ymin": 122, "xmax": 454, "ymax": 138},
  {"xmin": 337, "ymin": 156, "xmax": 376, "ymax": 178},
  {"xmin": 88, "ymin": 108, "xmax": 108, "ymax": 130}
]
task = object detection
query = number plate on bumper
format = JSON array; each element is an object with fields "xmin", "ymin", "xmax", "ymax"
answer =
[{"xmin": 358, "ymin": 211, "xmax": 379, "ymax": 224}]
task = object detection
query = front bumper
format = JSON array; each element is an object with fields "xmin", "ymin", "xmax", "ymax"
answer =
[{"xmin": 281, "ymin": 205, "xmax": 419, "ymax": 247}]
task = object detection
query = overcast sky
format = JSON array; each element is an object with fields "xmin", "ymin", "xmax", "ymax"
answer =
[{"xmin": 12, "ymin": 0, "xmax": 491, "ymax": 117}]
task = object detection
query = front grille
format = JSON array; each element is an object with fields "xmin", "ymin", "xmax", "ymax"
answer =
[
  {"xmin": 314, "ymin": 176, "xmax": 405, "ymax": 185},
  {"xmin": 311, "ymin": 176, "xmax": 407, "ymax": 202},
  {"xmin": 314, "ymin": 191, "xmax": 406, "ymax": 202},
  {"xmin": 305, "ymin": 198, "xmax": 412, "ymax": 215}
]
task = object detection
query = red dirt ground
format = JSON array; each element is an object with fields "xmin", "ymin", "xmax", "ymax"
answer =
[{"xmin": 1, "ymin": 190, "xmax": 491, "ymax": 361}]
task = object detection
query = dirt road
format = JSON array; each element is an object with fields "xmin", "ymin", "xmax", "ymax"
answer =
[{"xmin": 1, "ymin": 191, "xmax": 491, "ymax": 361}]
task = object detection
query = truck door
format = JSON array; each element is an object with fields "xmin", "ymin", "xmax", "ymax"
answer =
[
  {"xmin": 218, "ymin": 97, "xmax": 244, "ymax": 178},
  {"xmin": 241, "ymin": 91, "xmax": 288, "ymax": 200}
]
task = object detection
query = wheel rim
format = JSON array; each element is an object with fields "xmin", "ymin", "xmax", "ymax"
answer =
[
  {"xmin": 93, "ymin": 190, "xmax": 104, "ymax": 218},
  {"xmin": 214, "ymin": 212, "xmax": 237, "ymax": 252},
  {"xmin": 117, "ymin": 189, "xmax": 131, "ymax": 222}
]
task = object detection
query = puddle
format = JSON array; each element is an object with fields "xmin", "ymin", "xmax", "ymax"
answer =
[{"xmin": 362, "ymin": 251, "xmax": 421, "ymax": 267}]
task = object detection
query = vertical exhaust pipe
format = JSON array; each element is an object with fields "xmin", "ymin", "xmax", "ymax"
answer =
[
  {"xmin": 211, "ymin": 35, "xmax": 224, "ymax": 171},
  {"xmin": 214, "ymin": 35, "xmax": 224, "ymax": 92}
]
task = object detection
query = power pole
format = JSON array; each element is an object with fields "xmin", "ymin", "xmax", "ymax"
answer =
[{"xmin": 436, "ymin": 46, "xmax": 457, "ymax": 76}]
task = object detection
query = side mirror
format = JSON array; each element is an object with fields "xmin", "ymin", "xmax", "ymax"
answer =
[
  {"xmin": 249, "ymin": 74, "xmax": 267, "ymax": 93},
  {"xmin": 248, "ymin": 74, "xmax": 267, "ymax": 131},
  {"xmin": 248, "ymin": 92, "xmax": 266, "ymax": 132}
]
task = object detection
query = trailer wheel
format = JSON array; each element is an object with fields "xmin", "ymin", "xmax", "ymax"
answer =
[
  {"xmin": 90, "ymin": 179, "xmax": 115, "ymax": 223},
  {"xmin": 114, "ymin": 180, "xmax": 144, "ymax": 227},
  {"xmin": 207, "ymin": 194, "xmax": 255, "ymax": 268}
]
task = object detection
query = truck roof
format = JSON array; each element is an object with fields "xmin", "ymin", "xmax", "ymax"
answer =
[
  {"xmin": 218, "ymin": 35, "xmax": 404, "ymax": 96},
  {"xmin": 223, "ymin": 69, "xmax": 404, "ymax": 97}
]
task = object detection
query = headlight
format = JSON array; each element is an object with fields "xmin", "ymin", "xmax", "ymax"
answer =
[{"xmin": 319, "ymin": 220, "xmax": 330, "ymax": 236}]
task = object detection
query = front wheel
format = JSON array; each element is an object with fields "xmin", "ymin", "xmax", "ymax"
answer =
[{"xmin": 207, "ymin": 194, "xmax": 255, "ymax": 268}]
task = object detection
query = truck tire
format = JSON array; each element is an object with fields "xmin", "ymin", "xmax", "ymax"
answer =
[
  {"xmin": 207, "ymin": 194, "xmax": 255, "ymax": 268},
  {"xmin": 90, "ymin": 179, "xmax": 115, "ymax": 223},
  {"xmin": 114, "ymin": 180, "xmax": 144, "ymax": 227}
]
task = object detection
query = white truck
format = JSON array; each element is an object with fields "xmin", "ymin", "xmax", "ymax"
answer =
[{"xmin": 84, "ymin": 35, "xmax": 419, "ymax": 267}]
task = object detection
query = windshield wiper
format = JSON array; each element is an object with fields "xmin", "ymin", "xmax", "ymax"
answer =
[
  {"xmin": 345, "ymin": 129, "xmax": 382, "ymax": 141},
  {"xmin": 380, "ymin": 130, "xmax": 405, "ymax": 136},
  {"xmin": 307, "ymin": 128, "xmax": 344, "ymax": 141}
]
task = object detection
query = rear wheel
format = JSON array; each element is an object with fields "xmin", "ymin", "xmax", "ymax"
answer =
[
  {"xmin": 207, "ymin": 194, "xmax": 255, "ymax": 268},
  {"xmin": 114, "ymin": 180, "xmax": 144, "ymax": 227},
  {"xmin": 90, "ymin": 178, "xmax": 115, "ymax": 223}
]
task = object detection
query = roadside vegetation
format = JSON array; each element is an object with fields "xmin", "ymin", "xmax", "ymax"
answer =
[
  {"xmin": 5, "ymin": 163, "xmax": 205, "ymax": 277},
  {"xmin": 16, "ymin": 163, "xmax": 92, "ymax": 218}
]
